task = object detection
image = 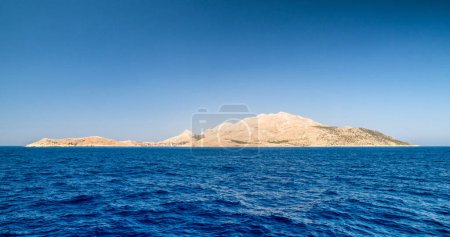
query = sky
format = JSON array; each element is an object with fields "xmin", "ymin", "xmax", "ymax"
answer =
[{"xmin": 1, "ymin": 0, "xmax": 449, "ymax": 146}]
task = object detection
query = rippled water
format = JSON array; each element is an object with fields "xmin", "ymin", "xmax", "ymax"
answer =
[{"xmin": 0, "ymin": 147, "xmax": 449, "ymax": 236}]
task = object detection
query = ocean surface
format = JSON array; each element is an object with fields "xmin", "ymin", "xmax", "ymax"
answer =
[{"xmin": 0, "ymin": 147, "xmax": 449, "ymax": 236}]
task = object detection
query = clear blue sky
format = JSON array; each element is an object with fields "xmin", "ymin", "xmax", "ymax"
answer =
[{"xmin": 1, "ymin": 0, "xmax": 449, "ymax": 145}]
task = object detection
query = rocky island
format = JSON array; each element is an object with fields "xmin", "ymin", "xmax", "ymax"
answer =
[{"xmin": 27, "ymin": 112, "xmax": 411, "ymax": 147}]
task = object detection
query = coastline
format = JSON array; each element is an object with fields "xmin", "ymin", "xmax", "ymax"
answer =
[{"xmin": 23, "ymin": 144, "xmax": 418, "ymax": 148}]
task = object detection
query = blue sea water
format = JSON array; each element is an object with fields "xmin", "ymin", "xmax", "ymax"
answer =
[{"xmin": 0, "ymin": 147, "xmax": 449, "ymax": 236}]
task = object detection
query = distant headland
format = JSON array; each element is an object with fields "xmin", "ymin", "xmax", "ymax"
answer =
[{"xmin": 26, "ymin": 112, "xmax": 411, "ymax": 147}]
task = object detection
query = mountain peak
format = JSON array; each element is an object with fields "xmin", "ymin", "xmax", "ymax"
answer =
[
  {"xmin": 256, "ymin": 111, "xmax": 323, "ymax": 127},
  {"xmin": 160, "ymin": 129, "xmax": 192, "ymax": 145},
  {"xmin": 181, "ymin": 129, "xmax": 192, "ymax": 135},
  {"xmin": 275, "ymin": 111, "xmax": 290, "ymax": 115}
]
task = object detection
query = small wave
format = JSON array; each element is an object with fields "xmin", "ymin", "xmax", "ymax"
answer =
[
  {"xmin": 52, "ymin": 181, "xmax": 67, "ymax": 186},
  {"xmin": 60, "ymin": 194, "xmax": 99, "ymax": 204},
  {"xmin": 270, "ymin": 214, "xmax": 294, "ymax": 224},
  {"xmin": 155, "ymin": 189, "xmax": 169, "ymax": 195},
  {"xmin": 60, "ymin": 212, "xmax": 98, "ymax": 218},
  {"xmin": 323, "ymin": 190, "xmax": 338, "ymax": 195},
  {"xmin": 162, "ymin": 201, "xmax": 202, "ymax": 213},
  {"xmin": 125, "ymin": 191, "xmax": 152, "ymax": 198},
  {"xmin": 212, "ymin": 199, "xmax": 242, "ymax": 207}
]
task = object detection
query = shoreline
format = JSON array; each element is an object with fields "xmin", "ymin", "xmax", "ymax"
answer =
[{"xmin": 22, "ymin": 145, "xmax": 419, "ymax": 148}]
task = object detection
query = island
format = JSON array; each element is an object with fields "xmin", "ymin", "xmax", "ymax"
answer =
[{"xmin": 27, "ymin": 112, "xmax": 411, "ymax": 147}]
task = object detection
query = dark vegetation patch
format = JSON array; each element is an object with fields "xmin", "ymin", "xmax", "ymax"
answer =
[
  {"xmin": 360, "ymin": 128, "xmax": 410, "ymax": 145},
  {"xmin": 268, "ymin": 140, "xmax": 289, "ymax": 144},
  {"xmin": 314, "ymin": 126, "xmax": 339, "ymax": 131},
  {"xmin": 230, "ymin": 139, "xmax": 248, "ymax": 144},
  {"xmin": 192, "ymin": 134, "xmax": 204, "ymax": 141}
]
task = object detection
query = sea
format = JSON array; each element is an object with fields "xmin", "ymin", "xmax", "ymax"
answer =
[{"xmin": 0, "ymin": 147, "xmax": 449, "ymax": 236}]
